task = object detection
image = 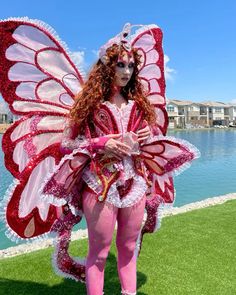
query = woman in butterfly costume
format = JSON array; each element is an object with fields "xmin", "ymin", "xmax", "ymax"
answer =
[{"xmin": 0, "ymin": 18, "xmax": 200, "ymax": 295}]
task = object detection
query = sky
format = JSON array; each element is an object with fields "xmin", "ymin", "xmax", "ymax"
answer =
[{"xmin": 0, "ymin": 0, "xmax": 236, "ymax": 104}]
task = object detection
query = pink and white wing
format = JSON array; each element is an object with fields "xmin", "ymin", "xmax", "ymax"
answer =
[
  {"xmin": 0, "ymin": 17, "xmax": 84, "ymax": 241},
  {"xmin": 131, "ymin": 25, "xmax": 168, "ymax": 136},
  {"xmin": 140, "ymin": 135, "xmax": 200, "ymax": 221},
  {"xmin": 131, "ymin": 25, "xmax": 175, "ymax": 243}
]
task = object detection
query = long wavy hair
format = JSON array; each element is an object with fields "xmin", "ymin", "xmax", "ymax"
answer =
[{"xmin": 70, "ymin": 44, "xmax": 156, "ymax": 133}]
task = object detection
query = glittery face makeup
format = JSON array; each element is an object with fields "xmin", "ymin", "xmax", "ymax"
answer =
[{"xmin": 114, "ymin": 51, "xmax": 135, "ymax": 87}]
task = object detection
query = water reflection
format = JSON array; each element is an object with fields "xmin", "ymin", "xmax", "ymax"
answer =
[
  {"xmin": 168, "ymin": 129, "xmax": 236, "ymax": 160},
  {"xmin": 168, "ymin": 129, "xmax": 236, "ymax": 206}
]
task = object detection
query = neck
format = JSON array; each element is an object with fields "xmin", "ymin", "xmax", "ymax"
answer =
[
  {"xmin": 110, "ymin": 92, "xmax": 128, "ymax": 107},
  {"xmin": 111, "ymin": 85, "xmax": 121, "ymax": 97}
]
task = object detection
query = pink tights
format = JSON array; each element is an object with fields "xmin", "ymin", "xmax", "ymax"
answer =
[{"xmin": 82, "ymin": 187, "xmax": 146, "ymax": 295}]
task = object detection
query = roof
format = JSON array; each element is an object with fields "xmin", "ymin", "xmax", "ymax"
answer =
[
  {"xmin": 167, "ymin": 99, "xmax": 234, "ymax": 107},
  {"xmin": 199, "ymin": 101, "xmax": 230, "ymax": 107},
  {"xmin": 167, "ymin": 99, "xmax": 198, "ymax": 106},
  {"xmin": 227, "ymin": 103, "xmax": 236, "ymax": 107}
]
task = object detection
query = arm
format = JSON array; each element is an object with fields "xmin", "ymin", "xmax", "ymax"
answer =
[{"xmin": 60, "ymin": 119, "xmax": 110, "ymax": 155}]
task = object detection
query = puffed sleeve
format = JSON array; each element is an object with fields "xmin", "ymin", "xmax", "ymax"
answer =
[{"xmin": 60, "ymin": 119, "xmax": 110, "ymax": 155}]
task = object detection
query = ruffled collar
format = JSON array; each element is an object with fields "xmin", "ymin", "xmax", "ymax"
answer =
[
  {"xmin": 102, "ymin": 99, "xmax": 134, "ymax": 110},
  {"xmin": 102, "ymin": 100, "xmax": 135, "ymax": 133}
]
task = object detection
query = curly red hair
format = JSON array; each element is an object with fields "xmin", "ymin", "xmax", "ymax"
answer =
[{"xmin": 70, "ymin": 44, "xmax": 156, "ymax": 133}]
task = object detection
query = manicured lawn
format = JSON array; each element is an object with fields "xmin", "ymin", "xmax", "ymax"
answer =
[{"xmin": 0, "ymin": 200, "xmax": 236, "ymax": 295}]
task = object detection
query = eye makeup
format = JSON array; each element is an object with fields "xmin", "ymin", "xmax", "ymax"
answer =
[{"xmin": 116, "ymin": 61, "xmax": 135, "ymax": 68}]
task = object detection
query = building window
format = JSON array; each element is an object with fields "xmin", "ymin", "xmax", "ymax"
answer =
[
  {"xmin": 215, "ymin": 107, "xmax": 222, "ymax": 113},
  {"xmin": 167, "ymin": 106, "xmax": 175, "ymax": 112},
  {"xmin": 234, "ymin": 107, "xmax": 236, "ymax": 112},
  {"xmin": 200, "ymin": 107, "xmax": 206, "ymax": 115}
]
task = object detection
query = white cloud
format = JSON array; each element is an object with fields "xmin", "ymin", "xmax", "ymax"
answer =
[
  {"xmin": 229, "ymin": 99, "xmax": 236, "ymax": 104},
  {"xmin": 70, "ymin": 49, "xmax": 100, "ymax": 74},
  {"xmin": 164, "ymin": 54, "xmax": 176, "ymax": 80},
  {"xmin": 70, "ymin": 51, "xmax": 86, "ymax": 69},
  {"xmin": 91, "ymin": 49, "xmax": 99, "ymax": 58}
]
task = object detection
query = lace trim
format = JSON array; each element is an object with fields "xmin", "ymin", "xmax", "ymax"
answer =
[
  {"xmin": 106, "ymin": 174, "xmax": 147, "ymax": 208},
  {"xmin": 61, "ymin": 119, "xmax": 89, "ymax": 152},
  {"xmin": 102, "ymin": 100, "xmax": 134, "ymax": 133},
  {"xmin": 61, "ymin": 135, "xmax": 89, "ymax": 152},
  {"xmin": 121, "ymin": 156, "xmax": 136, "ymax": 182},
  {"xmin": 82, "ymin": 168, "xmax": 148, "ymax": 208},
  {"xmin": 82, "ymin": 166, "xmax": 102, "ymax": 194},
  {"xmin": 82, "ymin": 155, "xmax": 137, "ymax": 193}
]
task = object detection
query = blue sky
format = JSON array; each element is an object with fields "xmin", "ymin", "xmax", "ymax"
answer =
[{"xmin": 0, "ymin": 0, "xmax": 236, "ymax": 103}]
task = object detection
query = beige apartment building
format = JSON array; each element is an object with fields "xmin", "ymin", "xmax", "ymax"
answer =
[
  {"xmin": 0, "ymin": 102, "xmax": 8, "ymax": 124},
  {"xmin": 0, "ymin": 101, "xmax": 13, "ymax": 123},
  {"xmin": 229, "ymin": 105, "xmax": 236, "ymax": 123},
  {"xmin": 167, "ymin": 99, "xmax": 236, "ymax": 128}
]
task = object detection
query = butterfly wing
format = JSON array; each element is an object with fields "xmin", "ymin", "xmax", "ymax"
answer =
[
  {"xmin": 131, "ymin": 25, "xmax": 168, "ymax": 136},
  {"xmin": 0, "ymin": 17, "xmax": 84, "ymax": 241},
  {"xmin": 130, "ymin": 26, "xmax": 175, "ymax": 239},
  {"xmin": 131, "ymin": 25, "xmax": 176, "ymax": 221},
  {"xmin": 130, "ymin": 26, "xmax": 201, "ymax": 257}
]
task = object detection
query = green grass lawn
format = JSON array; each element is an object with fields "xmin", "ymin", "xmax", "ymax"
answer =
[{"xmin": 0, "ymin": 200, "xmax": 236, "ymax": 295}]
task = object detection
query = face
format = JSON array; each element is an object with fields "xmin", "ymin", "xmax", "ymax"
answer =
[{"xmin": 114, "ymin": 51, "xmax": 135, "ymax": 87}]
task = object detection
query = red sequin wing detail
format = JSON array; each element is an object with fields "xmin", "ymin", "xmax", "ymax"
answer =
[
  {"xmin": 2, "ymin": 114, "xmax": 66, "ymax": 178},
  {"xmin": 4, "ymin": 145, "xmax": 63, "ymax": 240},
  {"xmin": 140, "ymin": 136, "xmax": 199, "ymax": 217},
  {"xmin": 0, "ymin": 18, "xmax": 85, "ymax": 241},
  {"xmin": 140, "ymin": 136, "xmax": 199, "ymax": 176},
  {"xmin": 131, "ymin": 25, "xmax": 168, "ymax": 136}
]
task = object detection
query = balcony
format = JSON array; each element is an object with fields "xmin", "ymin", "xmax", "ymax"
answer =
[{"xmin": 188, "ymin": 111, "xmax": 200, "ymax": 116}]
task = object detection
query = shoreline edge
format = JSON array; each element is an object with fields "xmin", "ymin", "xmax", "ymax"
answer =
[{"xmin": 1, "ymin": 192, "xmax": 236, "ymax": 259}]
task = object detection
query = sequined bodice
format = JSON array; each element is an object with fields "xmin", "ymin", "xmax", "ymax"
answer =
[{"xmin": 82, "ymin": 100, "xmax": 147, "ymax": 208}]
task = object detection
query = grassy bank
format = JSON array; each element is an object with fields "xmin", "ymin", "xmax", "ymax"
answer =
[{"xmin": 0, "ymin": 200, "xmax": 236, "ymax": 295}]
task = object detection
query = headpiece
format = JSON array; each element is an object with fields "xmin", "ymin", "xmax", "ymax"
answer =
[{"xmin": 98, "ymin": 23, "xmax": 141, "ymax": 64}]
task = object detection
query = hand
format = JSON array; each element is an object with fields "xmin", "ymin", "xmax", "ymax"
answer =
[
  {"xmin": 136, "ymin": 125, "xmax": 151, "ymax": 142},
  {"xmin": 104, "ymin": 134, "xmax": 131, "ymax": 159}
]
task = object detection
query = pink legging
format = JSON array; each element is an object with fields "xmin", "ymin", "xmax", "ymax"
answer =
[{"xmin": 82, "ymin": 187, "xmax": 146, "ymax": 295}]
